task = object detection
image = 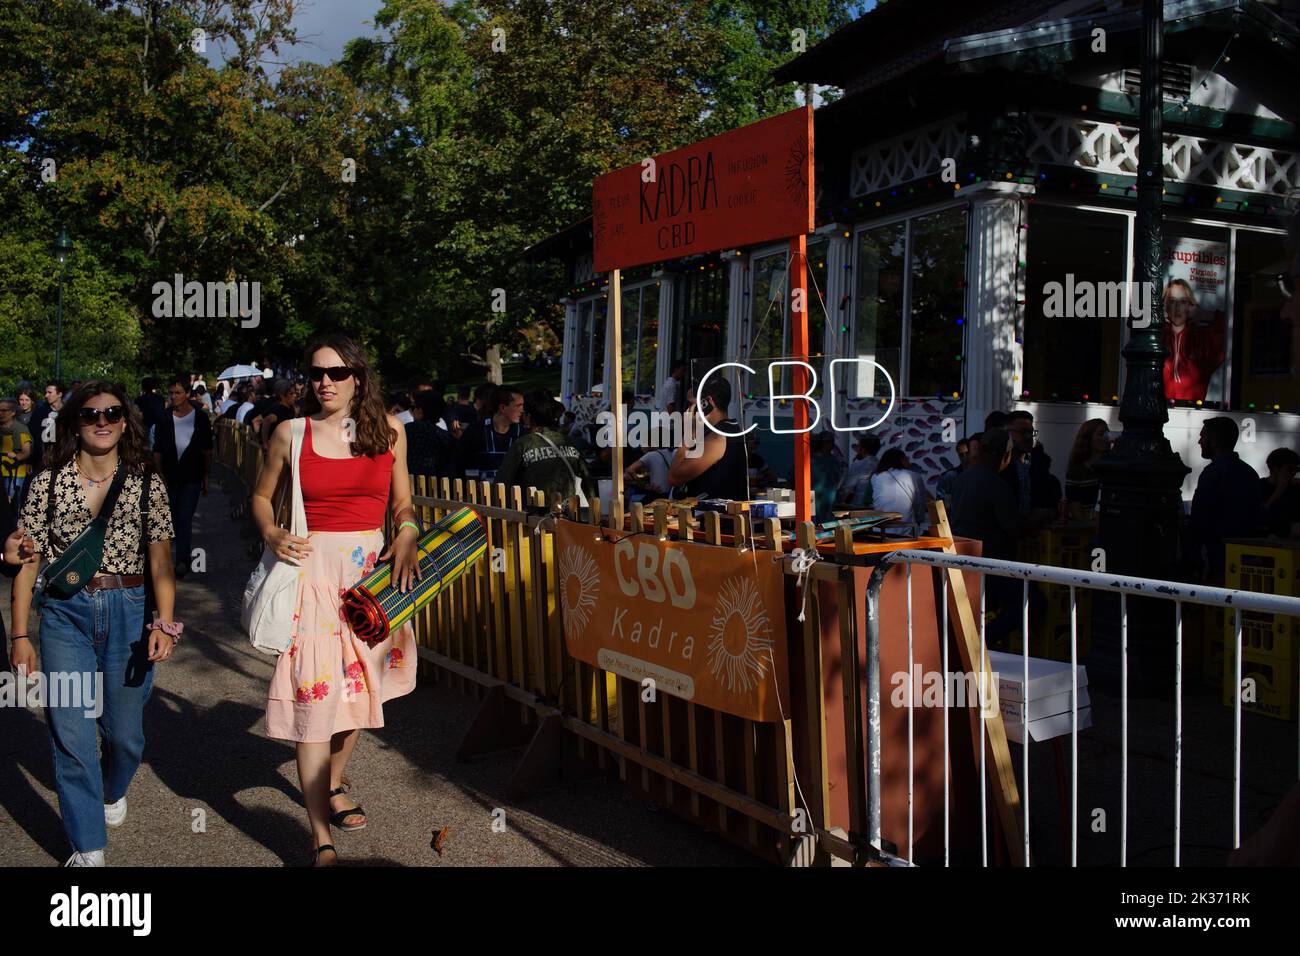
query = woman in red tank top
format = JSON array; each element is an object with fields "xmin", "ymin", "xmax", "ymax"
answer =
[{"xmin": 251, "ymin": 334, "xmax": 421, "ymax": 866}]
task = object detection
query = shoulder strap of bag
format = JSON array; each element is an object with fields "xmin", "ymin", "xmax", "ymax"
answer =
[
  {"xmin": 536, "ymin": 431, "xmax": 579, "ymax": 484},
  {"xmin": 138, "ymin": 470, "xmax": 150, "ymax": 559},
  {"xmin": 289, "ymin": 418, "xmax": 307, "ymax": 537},
  {"xmin": 44, "ymin": 465, "xmax": 58, "ymax": 545},
  {"xmin": 95, "ymin": 465, "xmax": 130, "ymax": 533},
  {"xmin": 536, "ymin": 431, "xmax": 587, "ymax": 505}
]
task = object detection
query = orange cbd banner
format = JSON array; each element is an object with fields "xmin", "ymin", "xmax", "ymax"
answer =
[
  {"xmin": 554, "ymin": 520, "xmax": 788, "ymax": 722},
  {"xmin": 592, "ymin": 106, "xmax": 814, "ymax": 273}
]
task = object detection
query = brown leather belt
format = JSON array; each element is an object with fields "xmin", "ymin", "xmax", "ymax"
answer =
[{"xmin": 84, "ymin": 574, "xmax": 145, "ymax": 592}]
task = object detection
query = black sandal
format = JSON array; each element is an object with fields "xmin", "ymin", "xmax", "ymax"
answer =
[
  {"xmin": 313, "ymin": 844, "xmax": 338, "ymax": 866},
  {"xmin": 328, "ymin": 787, "xmax": 367, "ymax": 831}
]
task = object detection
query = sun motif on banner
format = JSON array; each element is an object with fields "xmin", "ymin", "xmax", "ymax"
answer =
[
  {"xmin": 558, "ymin": 545, "xmax": 601, "ymax": 643},
  {"xmin": 706, "ymin": 576, "xmax": 774, "ymax": 693}
]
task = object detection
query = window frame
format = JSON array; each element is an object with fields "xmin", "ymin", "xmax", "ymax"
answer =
[
  {"xmin": 615, "ymin": 278, "xmax": 661, "ymax": 399},
  {"xmin": 850, "ymin": 199, "xmax": 971, "ymax": 399},
  {"xmin": 1028, "ymin": 198, "xmax": 1290, "ymax": 409}
]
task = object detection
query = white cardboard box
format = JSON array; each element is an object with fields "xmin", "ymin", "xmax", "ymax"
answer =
[
  {"xmin": 986, "ymin": 650, "xmax": 1089, "ymax": 703},
  {"xmin": 1000, "ymin": 686, "xmax": 1092, "ymax": 722},
  {"xmin": 1003, "ymin": 706, "xmax": 1093, "ymax": 745}
]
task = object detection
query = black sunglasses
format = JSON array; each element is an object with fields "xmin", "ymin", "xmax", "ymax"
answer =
[
  {"xmin": 78, "ymin": 405, "xmax": 125, "ymax": 426},
  {"xmin": 309, "ymin": 365, "xmax": 355, "ymax": 383}
]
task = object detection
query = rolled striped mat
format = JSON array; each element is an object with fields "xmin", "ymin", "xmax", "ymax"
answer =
[{"xmin": 342, "ymin": 506, "xmax": 487, "ymax": 643}]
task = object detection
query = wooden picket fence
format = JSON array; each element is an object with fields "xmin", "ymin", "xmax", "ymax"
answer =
[{"xmin": 214, "ymin": 420, "xmax": 873, "ymax": 865}]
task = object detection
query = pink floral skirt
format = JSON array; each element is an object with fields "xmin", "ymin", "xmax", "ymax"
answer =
[{"xmin": 266, "ymin": 528, "xmax": 417, "ymax": 743}]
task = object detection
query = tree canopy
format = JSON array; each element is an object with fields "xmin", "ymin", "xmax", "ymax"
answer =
[{"xmin": 0, "ymin": 0, "xmax": 863, "ymax": 389}]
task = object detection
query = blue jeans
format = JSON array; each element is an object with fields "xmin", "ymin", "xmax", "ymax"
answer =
[
  {"xmin": 169, "ymin": 480, "xmax": 201, "ymax": 569},
  {"xmin": 38, "ymin": 585, "xmax": 152, "ymax": 853}
]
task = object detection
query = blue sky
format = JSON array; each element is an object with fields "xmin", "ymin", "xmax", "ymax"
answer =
[{"xmin": 281, "ymin": 0, "xmax": 387, "ymax": 64}]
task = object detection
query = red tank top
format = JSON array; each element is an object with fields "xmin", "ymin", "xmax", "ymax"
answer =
[{"xmin": 299, "ymin": 419, "xmax": 393, "ymax": 531}]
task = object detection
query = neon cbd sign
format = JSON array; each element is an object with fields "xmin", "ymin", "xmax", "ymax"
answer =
[{"xmin": 696, "ymin": 358, "xmax": 897, "ymax": 436}]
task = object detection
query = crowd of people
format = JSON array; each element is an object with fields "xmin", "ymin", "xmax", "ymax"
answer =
[{"xmin": 215, "ymin": 373, "xmax": 592, "ymax": 509}]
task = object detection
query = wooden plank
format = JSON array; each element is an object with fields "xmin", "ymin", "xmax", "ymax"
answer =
[
  {"xmin": 778, "ymin": 717, "xmax": 798, "ymax": 836},
  {"xmin": 702, "ymin": 510, "xmax": 728, "ymax": 834},
  {"xmin": 466, "ymin": 481, "xmax": 485, "ymax": 686},
  {"xmin": 761, "ymin": 517, "xmax": 791, "ymax": 852},
  {"xmin": 797, "ymin": 520, "xmax": 831, "ymax": 839},
  {"xmin": 736, "ymin": 513, "xmax": 759, "ymax": 845},
  {"xmin": 453, "ymin": 479, "xmax": 472, "ymax": 684},
  {"xmin": 835, "ymin": 530, "xmax": 868, "ymax": 841},
  {"xmin": 509, "ymin": 485, "xmax": 530, "ymax": 711},
  {"xmin": 487, "ymin": 481, "xmax": 507, "ymax": 682},
  {"xmin": 610, "ymin": 267, "xmax": 625, "ymax": 503},
  {"xmin": 929, "ymin": 500, "xmax": 1025, "ymax": 866},
  {"xmin": 529, "ymin": 489, "xmax": 550, "ymax": 699},
  {"xmin": 676, "ymin": 504, "xmax": 699, "ymax": 817}
]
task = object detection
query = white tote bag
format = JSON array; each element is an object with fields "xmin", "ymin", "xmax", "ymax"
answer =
[{"xmin": 241, "ymin": 418, "xmax": 308, "ymax": 654}]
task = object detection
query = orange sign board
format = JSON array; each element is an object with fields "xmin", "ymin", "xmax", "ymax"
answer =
[
  {"xmin": 554, "ymin": 520, "xmax": 789, "ymax": 722},
  {"xmin": 592, "ymin": 106, "xmax": 814, "ymax": 273}
]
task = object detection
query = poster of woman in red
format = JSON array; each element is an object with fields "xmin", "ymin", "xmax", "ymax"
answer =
[{"xmin": 1161, "ymin": 238, "xmax": 1228, "ymax": 402}]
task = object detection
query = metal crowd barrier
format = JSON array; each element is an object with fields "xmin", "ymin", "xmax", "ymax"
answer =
[{"xmin": 865, "ymin": 549, "xmax": 1300, "ymax": 867}]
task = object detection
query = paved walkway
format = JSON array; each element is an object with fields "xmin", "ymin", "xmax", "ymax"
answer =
[{"xmin": 0, "ymin": 477, "xmax": 754, "ymax": 867}]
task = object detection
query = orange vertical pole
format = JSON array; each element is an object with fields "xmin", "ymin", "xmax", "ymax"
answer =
[{"xmin": 790, "ymin": 234, "xmax": 811, "ymax": 524}]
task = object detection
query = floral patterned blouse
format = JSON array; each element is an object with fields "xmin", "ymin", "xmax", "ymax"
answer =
[{"xmin": 20, "ymin": 462, "xmax": 175, "ymax": 574}]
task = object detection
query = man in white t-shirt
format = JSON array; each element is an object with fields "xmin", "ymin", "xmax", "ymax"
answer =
[{"xmin": 655, "ymin": 360, "xmax": 686, "ymax": 414}]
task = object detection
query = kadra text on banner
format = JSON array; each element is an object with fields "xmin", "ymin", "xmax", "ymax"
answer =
[{"xmin": 554, "ymin": 521, "xmax": 789, "ymax": 722}]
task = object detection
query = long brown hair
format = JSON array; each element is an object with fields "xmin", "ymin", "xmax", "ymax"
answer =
[
  {"xmin": 48, "ymin": 380, "xmax": 153, "ymax": 477},
  {"xmin": 298, "ymin": 333, "xmax": 395, "ymax": 457},
  {"xmin": 1067, "ymin": 418, "xmax": 1108, "ymax": 473}
]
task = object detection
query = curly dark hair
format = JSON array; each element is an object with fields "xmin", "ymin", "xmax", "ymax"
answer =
[
  {"xmin": 298, "ymin": 333, "xmax": 395, "ymax": 457},
  {"xmin": 49, "ymin": 380, "xmax": 153, "ymax": 476}
]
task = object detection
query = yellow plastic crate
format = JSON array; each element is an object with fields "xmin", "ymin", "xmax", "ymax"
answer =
[
  {"xmin": 1223, "ymin": 643, "xmax": 1297, "ymax": 721},
  {"xmin": 1222, "ymin": 540, "xmax": 1300, "ymax": 663}
]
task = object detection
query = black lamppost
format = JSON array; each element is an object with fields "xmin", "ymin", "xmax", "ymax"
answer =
[
  {"xmin": 1092, "ymin": 0, "xmax": 1190, "ymax": 693},
  {"xmin": 53, "ymin": 226, "xmax": 72, "ymax": 382}
]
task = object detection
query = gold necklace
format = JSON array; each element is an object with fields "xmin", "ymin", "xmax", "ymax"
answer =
[{"xmin": 76, "ymin": 457, "xmax": 118, "ymax": 487}]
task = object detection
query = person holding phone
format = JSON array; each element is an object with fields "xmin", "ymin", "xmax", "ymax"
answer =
[
  {"xmin": 667, "ymin": 376, "xmax": 748, "ymax": 501},
  {"xmin": 251, "ymin": 334, "xmax": 420, "ymax": 867},
  {"xmin": 9, "ymin": 382, "xmax": 179, "ymax": 867}
]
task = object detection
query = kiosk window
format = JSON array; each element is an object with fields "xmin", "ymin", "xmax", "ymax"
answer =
[
  {"xmin": 1232, "ymin": 228, "xmax": 1299, "ymax": 412},
  {"xmin": 850, "ymin": 219, "xmax": 905, "ymax": 399},
  {"xmin": 1023, "ymin": 205, "xmax": 1127, "ymax": 402}
]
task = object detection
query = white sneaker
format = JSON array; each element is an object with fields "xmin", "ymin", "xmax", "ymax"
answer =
[
  {"xmin": 104, "ymin": 796, "xmax": 127, "ymax": 827},
  {"xmin": 64, "ymin": 849, "xmax": 105, "ymax": 867}
]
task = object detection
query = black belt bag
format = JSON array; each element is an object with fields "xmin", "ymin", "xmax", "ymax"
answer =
[{"xmin": 33, "ymin": 465, "xmax": 127, "ymax": 609}]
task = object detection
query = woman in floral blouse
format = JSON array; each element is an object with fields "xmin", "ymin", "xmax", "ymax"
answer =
[
  {"xmin": 9, "ymin": 382, "xmax": 178, "ymax": 867},
  {"xmin": 252, "ymin": 334, "xmax": 420, "ymax": 866}
]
